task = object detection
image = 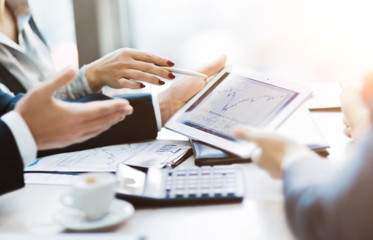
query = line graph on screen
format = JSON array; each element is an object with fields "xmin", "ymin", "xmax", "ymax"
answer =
[{"xmin": 182, "ymin": 78, "xmax": 296, "ymax": 136}]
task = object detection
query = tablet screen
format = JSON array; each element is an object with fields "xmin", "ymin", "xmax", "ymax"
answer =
[{"xmin": 176, "ymin": 72, "xmax": 299, "ymax": 140}]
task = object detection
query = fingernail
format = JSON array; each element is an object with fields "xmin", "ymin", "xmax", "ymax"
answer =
[
  {"xmin": 168, "ymin": 72, "xmax": 175, "ymax": 79},
  {"xmin": 167, "ymin": 60, "xmax": 174, "ymax": 67},
  {"xmin": 140, "ymin": 83, "xmax": 145, "ymax": 88},
  {"xmin": 159, "ymin": 80, "xmax": 165, "ymax": 85}
]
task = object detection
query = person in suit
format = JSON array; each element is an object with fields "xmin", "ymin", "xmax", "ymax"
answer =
[
  {"xmin": 0, "ymin": 68, "xmax": 131, "ymax": 195},
  {"xmin": 0, "ymin": 0, "xmax": 177, "ymax": 97},
  {"xmin": 233, "ymin": 73, "xmax": 373, "ymax": 240},
  {"xmin": 0, "ymin": 56, "xmax": 227, "ymax": 196}
]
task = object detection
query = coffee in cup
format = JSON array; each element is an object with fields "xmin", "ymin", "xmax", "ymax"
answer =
[{"xmin": 61, "ymin": 172, "xmax": 116, "ymax": 220}]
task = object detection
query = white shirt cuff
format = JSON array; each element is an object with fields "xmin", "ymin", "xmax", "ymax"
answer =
[
  {"xmin": 1, "ymin": 111, "xmax": 37, "ymax": 167},
  {"xmin": 151, "ymin": 93, "xmax": 162, "ymax": 131}
]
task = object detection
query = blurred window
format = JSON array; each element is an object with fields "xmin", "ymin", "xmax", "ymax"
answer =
[
  {"xmin": 129, "ymin": 0, "xmax": 373, "ymax": 83},
  {"xmin": 29, "ymin": 0, "xmax": 78, "ymax": 70}
]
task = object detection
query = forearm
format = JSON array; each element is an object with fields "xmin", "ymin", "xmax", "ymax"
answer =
[
  {"xmin": 284, "ymin": 130, "xmax": 373, "ymax": 240},
  {"xmin": 38, "ymin": 93, "xmax": 158, "ymax": 157},
  {"xmin": 284, "ymin": 157, "xmax": 337, "ymax": 240}
]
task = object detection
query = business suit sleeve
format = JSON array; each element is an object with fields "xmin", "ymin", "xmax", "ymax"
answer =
[
  {"xmin": 0, "ymin": 120, "xmax": 24, "ymax": 195},
  {"xmin": 38, "ymin": 93, "xmax": 159, "ymax": 157},
  {"xmin": 0, "ymin": 89, "xmax": 23, "ymax": 115},
  {"xmin": 283, "ymin": 129, "xmax": 373, "ymax": 240},
  {"xmin": 0, "ymin": 89, "xmax": 25, "ymax": 195}
]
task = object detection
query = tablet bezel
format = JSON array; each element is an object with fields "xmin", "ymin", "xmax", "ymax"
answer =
[{"xmin": 165, "ymin": 66, "xmax": 313, "ymax": 159}]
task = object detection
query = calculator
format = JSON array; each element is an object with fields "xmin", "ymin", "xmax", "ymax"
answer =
[{"xmin": 115, "ymin": 164, "xmax": 245, "ymax": 207}]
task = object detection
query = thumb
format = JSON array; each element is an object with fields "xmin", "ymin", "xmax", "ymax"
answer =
[
  {"xmin": 233, "ymin": 125, "xmax": 263, "ymax": 144},
  {"xmin": 41, "ymin": 67, "xmax": 77, "ymax": 97},
  {"xmin": 197, "ymin": 55, "xmax": 227, "ymax": 77}
]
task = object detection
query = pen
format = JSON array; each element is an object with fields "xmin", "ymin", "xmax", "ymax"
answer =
[{"xmin": 162, "ymin": 67, "xmax": 208, "ymax": 78}]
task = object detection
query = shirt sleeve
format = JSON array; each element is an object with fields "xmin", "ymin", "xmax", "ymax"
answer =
[
  {"xmin": 55, "ymin": 65, "xmax": 93, "ymax": 99},
  {"xmin": 282, "ymin": 149, "xmax": 319, "ymax": 169},
  {"xmin": 282, "ymin": 129, "xmax": 373, "ymax": 240},
  {"xmin": 1, "ymin": 111, "xmax": 37, "ymax": 167}
]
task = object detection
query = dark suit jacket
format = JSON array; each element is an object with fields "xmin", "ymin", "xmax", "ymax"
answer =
[
  {"xmin": 0, "ymin": 90, "xmax": 158, "ymax": 196},
  {"xmin": 0, "ymin": 16, "xmax": 159, "ymax": 195},
  {"xmin": 0, "ymin": 90, "xmax": 24, "ymax": 195},
  {"xmin": 283, "ymin": 129, "xmax": 373, "ymax": 240}
]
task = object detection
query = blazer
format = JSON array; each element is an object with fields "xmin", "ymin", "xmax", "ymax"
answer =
[
  {"xmin": 0, "ymin": 89, "xmax": 24, "ymax": 195},
  {"xmin": 0, "ymin": 90, "xmax": 158, "ymax": 196},
  {"xmin": 283, "ymin": 129, "xmax": 373, "ymax": 240}
]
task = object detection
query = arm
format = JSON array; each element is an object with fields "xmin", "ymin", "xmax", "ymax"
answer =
[
  {"xmin": 39, "ymin": 55, "xmax": 227, "ymax": 156},
  {"xmin": 284, "ymin": 129, "xmax": 373, "ymax": 240},
  {"xmin": 38, "ymin": 93, "xmax": 158, "ymax": 157},
  {"xmin": 0, "ymin": 119, "xmax": 24, "ymax": 195},
  {"xmin": 0, "ymin": 68, "xmax": 133, "ymax": 196},
  {"xmin": 55, "ymin": 49, "xmax": 177, "ymax": 100},
  {"xmin": 0, "ymin": 88, "xmax": 22, "ymax": 115},
  {"xmin": 234, "ymin": 125, "xmax": 373, "ymax": 240}
]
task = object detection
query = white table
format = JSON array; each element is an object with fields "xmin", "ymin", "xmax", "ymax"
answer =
[{"xmin": 0, "ymin": 111, "xmax": 351, "ymax": 240}]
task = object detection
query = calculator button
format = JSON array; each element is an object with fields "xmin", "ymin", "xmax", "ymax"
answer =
[
  {"xmin": 152, "ymin": 165, "xmax": 244, "ymax": 204},
  {"xmin": 227, "ymin": 193, "xmax": 236, "ymax": 197},
  {"xmin": 175, "ymin": 194, "xmax": 184, "ymax": 198}
]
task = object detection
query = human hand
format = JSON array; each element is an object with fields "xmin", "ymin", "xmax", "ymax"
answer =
[
  {"xmin": 85, "ymin": 48, "xmax": 176, "ymax": 92},
  {"xmin": 158, "ymin": 55, "xmax": 227, "ymax": 125},
  {"xmin": 15, "ymin": 68, "xmax": 133, "ymax": 150},
  {"xmin": 340, "ymin": 78, "xmax": 370, "ymax": 140},
  {"xmin": 362, "ymin": 71, "xmax": 373, "ymax": 123},
  {"xmin": 233, "ymin": 125, "xmax": 310, "ymax": 179}
]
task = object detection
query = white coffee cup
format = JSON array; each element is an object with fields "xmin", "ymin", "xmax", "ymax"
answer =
[{"xmin": 61, "ymin": 173, "xmax": 116, "ymax": 220}]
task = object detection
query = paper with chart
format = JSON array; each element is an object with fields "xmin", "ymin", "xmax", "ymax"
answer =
[
  {"xmin": 25, "ymin": 140, "xmax": 191, "ymax": 172},
  {"xmin": 178, "ymin": 73, "xmax": 298, "ymax": 139}
]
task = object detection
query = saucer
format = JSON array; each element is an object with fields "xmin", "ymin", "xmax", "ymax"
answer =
[{"xmin": 54, "ymin": 199, "xmax": 134, "ymax": 231}]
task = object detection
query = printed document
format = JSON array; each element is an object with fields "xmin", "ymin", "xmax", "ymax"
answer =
[{"xmin": 25, "ymin": 140, "xmax": 191, "ymax": 173}]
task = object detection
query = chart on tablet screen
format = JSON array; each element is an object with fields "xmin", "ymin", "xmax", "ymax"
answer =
[{"xmin": 179, "ymin": 73, "xmax": 298, "ymax": 139}]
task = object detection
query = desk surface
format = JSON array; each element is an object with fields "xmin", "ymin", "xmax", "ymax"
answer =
[{"xmin": 0, "ymin": 111, "xmax": 351, "ymax": 240}]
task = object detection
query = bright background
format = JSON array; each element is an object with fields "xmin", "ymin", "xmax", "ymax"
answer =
[{"xmin": 29, "ymin": 0, "xmax": 373, "ymax": 84}]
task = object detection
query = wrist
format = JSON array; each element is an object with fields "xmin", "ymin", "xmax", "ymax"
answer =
[
  {"xmin": 85, "ymin": 63, "xmax": 102, "ymax": 93},
  {"xmin": 158, "ymin": 92, "xmax": 171, "ymax": 126}
]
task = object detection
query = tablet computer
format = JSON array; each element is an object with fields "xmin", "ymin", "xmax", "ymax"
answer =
[{"xmin": 165, "ymin": 66, "xmax": 312, "ymax": 159}]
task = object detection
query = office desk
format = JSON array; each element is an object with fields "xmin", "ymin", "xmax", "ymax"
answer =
[{"xmin": 0, "ymin": 111, "xmax": 351, "ymax": 240}]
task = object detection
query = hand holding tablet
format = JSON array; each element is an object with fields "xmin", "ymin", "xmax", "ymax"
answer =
[{"xmin": 165, "ymin": 66, "xmax": 312, "ymax": 159}]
